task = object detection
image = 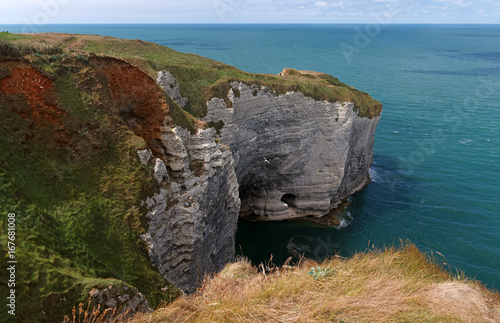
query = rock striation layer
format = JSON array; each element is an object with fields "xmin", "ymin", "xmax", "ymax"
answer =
[
  {"xmin": 131, "ymin": 67, "xmax": 380, "ymax": 294},
  {"xmin": 203, "ymin": 81, "xmax": 380, "ymax": 221},
  {"xmin": 122, "ymin": 67, "xmax": 379, "ymax": 293}
]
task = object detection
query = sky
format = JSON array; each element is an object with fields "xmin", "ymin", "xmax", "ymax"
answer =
[{"xmin": 1, "ymin": 0, "xmax": 500, "ymax": 24}]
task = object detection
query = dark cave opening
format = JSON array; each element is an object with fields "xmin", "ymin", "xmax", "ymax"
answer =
[{"xmin": 280, "ymin": 194, "xmax": 297, "ymax": 208}]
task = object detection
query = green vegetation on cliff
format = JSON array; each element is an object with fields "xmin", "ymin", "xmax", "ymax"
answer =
[
  {"xmin": 4, "ymin": 33, "xmax": 382, "ymax": 120},
  {"xmin": 83, "ymin": 37, "xmax": 383, "ymax": 119},
  {"xmin": 0, "ymin": 32, "xmax": 28, "ymax": 42},
  {"xmin": 0, "ymin": 40, "xmax": 180, "ymax": 322}
]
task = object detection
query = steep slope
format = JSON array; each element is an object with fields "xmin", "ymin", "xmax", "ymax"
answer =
[
  {"xmin": 0, "ymin": 42, "xmax": 181, "ymax": 322},
  {"xmin": 203, "ymin": 78, "xmax": 379, "ymax": 221}
]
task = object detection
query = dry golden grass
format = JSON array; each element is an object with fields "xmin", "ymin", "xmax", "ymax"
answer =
[{"xmin": 130, "ymin": 244, "xmax": 500, "ymax": 323}]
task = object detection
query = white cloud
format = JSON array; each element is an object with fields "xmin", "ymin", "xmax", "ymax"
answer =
[{"xmin": 315, "ymin": 1, "xmax": 328, "ymax": 7}]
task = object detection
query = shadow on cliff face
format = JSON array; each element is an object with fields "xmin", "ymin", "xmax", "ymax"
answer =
[{"xmin": 235, "ymin": 153, "xmax": 416, "ymax": 266}]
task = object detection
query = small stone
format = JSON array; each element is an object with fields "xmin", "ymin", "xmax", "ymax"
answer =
[
  {"xmin": 137, "ymin": 149, "xmax": 152, "ymax": 165},
  {"xmin": 153, "ymin": 158, "xmax": 168, "ymax": 183},
  {"xmin": 128, "ymin": 296, "xmax": 141, "ymax": 311},
  {"xmin": 89, "ymin": 288, "xmax": 99, "ymax": 298},
  {"xmin": 105, "ymin": 298, "xmax": 117, "ymax": 308}
]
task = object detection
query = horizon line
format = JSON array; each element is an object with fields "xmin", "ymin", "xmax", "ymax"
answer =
[{"xmin": 2, "ymin": 22, "xmax": 500, "ymax": 25}]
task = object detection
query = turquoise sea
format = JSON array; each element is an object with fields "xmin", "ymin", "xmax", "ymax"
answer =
[{"xmin": 2, "ymin": 24, "xmax": 499, "ymax": 291}]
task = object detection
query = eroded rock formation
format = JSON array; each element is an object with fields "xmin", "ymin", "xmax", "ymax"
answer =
[
  {"xmin": 140, "ymin": 127, "xmax": 240, "ymax": 293},
  {"xmin": 203, "ymin": 81, "xmax": 380, "ymax": 221},
  {"xmin": 0, "ymin": 35, "xmax": 382, "ymax": 320},
  {"xmin": 151, "ymin": 69, "xmax": 380, "ymax": 289},
  {"xmin": 156, "ymin": 71, "xmax": 189, "ymax": 108}
]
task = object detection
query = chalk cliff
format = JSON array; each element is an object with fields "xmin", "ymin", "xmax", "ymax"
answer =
[
  {"xmin": 203, "ymin": 80, "xmax": 380, "ymax": 222},
  {"xmin": 153, "ymin": 68, "xmax": 381, "ymax": 290},
  {"xmin": 140, "ymin": 127, "xmax": 240, "ymax": 294},
  {"xmin": 93, "ymin": 58, "xmax": 241, "ymax": 294}
]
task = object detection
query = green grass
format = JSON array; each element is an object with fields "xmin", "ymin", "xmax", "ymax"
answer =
[
  {"xmin": 0, "ymin": 32, "xmax": 29, "ymax": 42},
  {"xmin": 81, "ymin": 36, "xmax": 382, "ymax": 119},
  {"xmin": 0, "ymin": 55, "xmax": 179, "ymax": 322}
]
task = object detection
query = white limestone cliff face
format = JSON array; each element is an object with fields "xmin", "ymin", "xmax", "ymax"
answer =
[
  {"xmin": 140, "ymin": 108, "xmax": 240, "ymax": 294},
  {"xmin": 203, "ymin": 82, "xmax": 380, "ymax": 221}
]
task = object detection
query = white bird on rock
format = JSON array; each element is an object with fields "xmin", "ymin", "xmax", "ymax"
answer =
[{"xmin": 263, "ymin": 157, "xmax": 270, "ymax": 164}]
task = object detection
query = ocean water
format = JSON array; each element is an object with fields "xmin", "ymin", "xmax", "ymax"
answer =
[{"xmin": 2, "ymin": 24, "xmax": 499, "ymax": 291}]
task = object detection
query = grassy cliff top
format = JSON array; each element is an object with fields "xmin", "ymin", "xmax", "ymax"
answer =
[
  {"xmin": 0, "ymin": 32, "xmax": 382, "ymax": 119},
  {"xmin": 132, "ymin": 244, "xmax": 500, "ymax": 323}
]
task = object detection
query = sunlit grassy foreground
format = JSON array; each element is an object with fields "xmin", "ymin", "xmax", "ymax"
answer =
[{"xmin": 132, "ymin": 244, "xmax": 500, "ymax": 323}]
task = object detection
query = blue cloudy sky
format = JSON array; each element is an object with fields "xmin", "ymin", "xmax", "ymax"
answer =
[{"xmin": 2, "ymin": 0, "xmax": 500, "ymax": 24}]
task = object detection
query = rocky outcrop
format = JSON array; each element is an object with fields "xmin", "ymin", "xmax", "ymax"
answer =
[
  {"xmin": 88, "ymin": 284, "xmax": 150, "ymax": 319},
  {"xmin": 100, "ymin": 65, "xmax": 379, "ymax": 294},
  {"xmin": 106, "ymin": 64, "xmax": 379, "ymax": 293},
  {"xmin": 203, "ymin": 81, "xmax": 380, "ymax": 221},
  {"xmin": 94, "ymin": 62, "xmax": 240, "ymax": 294},
  {"xmin": 157, "ymin": 71, "xmax": 189, "ymax": 108},
  {"xmin": 132, "ymin": 71, "xmax": 240, "ymax": 293}
]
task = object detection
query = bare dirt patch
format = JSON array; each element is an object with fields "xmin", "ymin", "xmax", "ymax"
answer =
[{"xmin": 0, "ymin": 60, "xmax": 70, "ymax": 145}]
